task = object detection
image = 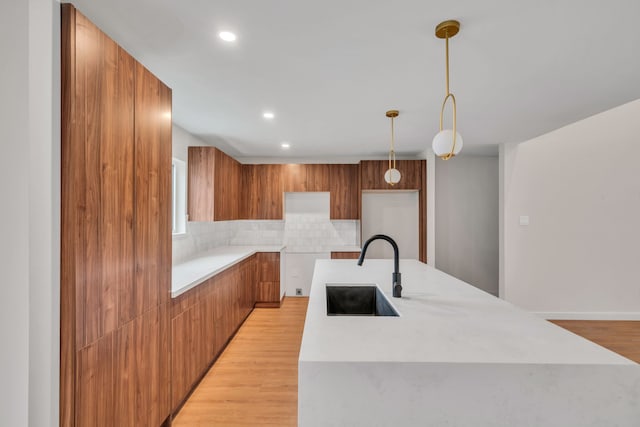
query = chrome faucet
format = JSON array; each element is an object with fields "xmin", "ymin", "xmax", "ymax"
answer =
[{"xmin": 357, "ymin": 234, "xmax": 402, "ymax": 298}]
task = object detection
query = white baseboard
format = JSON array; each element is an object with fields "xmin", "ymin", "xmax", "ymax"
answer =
[{"xmin": 533, "ymin": 312, "xmax": 640, "ymax": 321}]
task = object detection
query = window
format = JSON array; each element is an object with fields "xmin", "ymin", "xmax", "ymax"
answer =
[{"xmin": 172, "ymin": 157, "xmax": 187, "ymax": 235}]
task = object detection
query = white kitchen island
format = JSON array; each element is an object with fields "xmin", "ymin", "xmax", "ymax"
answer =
[{"xmin": 298, "ymin": 259, "xmax": 640, "ymax": 427}]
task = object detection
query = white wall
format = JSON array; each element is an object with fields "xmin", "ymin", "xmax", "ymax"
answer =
[
  {"xmin": 435, "ymin": 156, "xmax": 499, "ymax": 295},
  {"xmin": 1, "ymin": 1, "xmax": 59, "ymax": 426},
  {"xmin": 361, "ymin": 192, "xmax": 420, "ymax": 260},
  {"xmin": 1, "ymin": 3, "xmax": 30, "ymax": 425},
  {"xmin": 501, "ymin": 99, "xmax": 640, "ymax": 319}
]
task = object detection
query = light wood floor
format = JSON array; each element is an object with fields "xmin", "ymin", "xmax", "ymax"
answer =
[
  {"xmin": 172, "ymin": 297, "xmax": 308, "ymax": 427},
  {"xmin": 173, "ymin": 298, "xmax": 639, "ymax": 426},
  {"xmin": 550, "ymin": 320, "xmax": 640, "ymax": 363}
]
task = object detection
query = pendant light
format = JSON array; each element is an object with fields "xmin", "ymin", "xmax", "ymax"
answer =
[
  {"xmin": 432, "ymin": 20, "xmax": 463, "ymax": 160},
  {"xmin": 384, "ymin": 110, "xmax": 401, "ymax": 185}
]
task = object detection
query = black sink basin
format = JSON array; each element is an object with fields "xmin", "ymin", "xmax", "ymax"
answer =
[{"xmin": 326, "ymin": 284, "xmax": 399, "ymax": 317}]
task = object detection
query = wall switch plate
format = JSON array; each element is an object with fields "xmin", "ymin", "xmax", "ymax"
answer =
[
  {"xmin": 296, "ymin": 288, "xmax": 303, "ymax": 296},
  {"xmin": 519, "ymin": 215, "xmax": 530, "ymax": 226}
]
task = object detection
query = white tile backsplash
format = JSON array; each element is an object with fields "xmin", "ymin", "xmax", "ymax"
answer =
[{"xmin": 173, "ymin": 217, "xmax": 359, "ymax": 264}]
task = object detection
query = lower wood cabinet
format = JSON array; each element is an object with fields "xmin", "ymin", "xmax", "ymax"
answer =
[
  {"xmin": 170, "ymin": 256, "xmax": 256, "ymax": 411},
  {"xmin": 255, "ymin": 252, "xmax": 281, "ymax": 307}
]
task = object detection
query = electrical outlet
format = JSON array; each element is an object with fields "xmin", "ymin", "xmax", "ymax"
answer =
[{"xmin": 296, "ymin": 288, "xmax": 303, "ymax": 296}]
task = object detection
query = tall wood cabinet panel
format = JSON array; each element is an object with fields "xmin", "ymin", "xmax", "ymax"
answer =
[
  {"xmin": 61, "ymin": 5, "xmax": 171, "ymax": 426},
  {"xmin": 187, "ymin": 147, "xmax": 241, "ymax": 221},
  {"xmin": 329, "ymin": 164, "xmax": 360, "ymax": 219},
  {"xmin": 241, "ymin": 164, "xmax": 283, "ymax": 219}
]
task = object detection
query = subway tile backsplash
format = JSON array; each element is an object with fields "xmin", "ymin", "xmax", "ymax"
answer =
[{"xmin": 172, "ymin": 217, "xmax": 359, "ymax": 264}]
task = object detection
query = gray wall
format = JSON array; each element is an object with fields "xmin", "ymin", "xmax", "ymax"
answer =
[
  {"xmin": 435, "ymin": 156, "xmax": 499, "ymax": 295},
  {"xmin": 0, "ymin": 1, "xmax": 60, "ymax": 425}
]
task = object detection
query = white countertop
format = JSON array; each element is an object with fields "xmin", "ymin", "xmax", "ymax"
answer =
[
  {"xmin": 299, "ymin": 259, "xmax": 639, "ymax": 427},
  {"xmin": 171, "ymin": 245, "xmax": 283, "ymax": 298},
  {"xmin": 300, "ymin": 259, "xmax": 635, "ymax": 365}
]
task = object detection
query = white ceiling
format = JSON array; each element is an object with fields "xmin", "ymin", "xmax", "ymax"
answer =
[{"xmin": 69, "ymin": 0, "xmax": 640, "ymax": 159}]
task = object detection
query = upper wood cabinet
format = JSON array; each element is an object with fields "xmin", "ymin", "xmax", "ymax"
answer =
[
  {"xmin": 360, "ymin": 160, "xmax": 424, "ymax": 190},
  {"xmin": 282, "ymin": 164, "xmax": 330, "ymax": 192},
  {"xmin": 187, "ymin": 147, "xmax": 241, "ymax": 221},
  {"xmin": 240, "ymin": 164, "xmax": 283, "ymax": 219},
  {"xmin": 61, "ymin": 5, "xmax": 172, "ymax": 426},
  {"xmin": 329, "ymin": 164, "xmax": 360, "ymax": 219}
]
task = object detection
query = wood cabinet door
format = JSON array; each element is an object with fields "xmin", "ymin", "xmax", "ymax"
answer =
[
  {"xmin": 255, "ymin": 252, "xmax": 281, "ymax": 303},
  {"xmin": 214, "ymin": 149, "xmax": 241, "ymax": 221},
  {"xmin": 305, "ymin": 164, "xmax": 330, "ymax": 191},
  {"xmin": 187, "ymin": 146, "xmax": 216, "ymax": 221},
  {"xmin": 329, "ymin": 164, "xmax": 360, "ymax": 219},
  {"xmin": 241, "ymin": 164, "xmax": 283, "ymax": 219}
]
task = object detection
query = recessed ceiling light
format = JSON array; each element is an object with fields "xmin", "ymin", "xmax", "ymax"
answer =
[
  {"xmin": 263, "ymin": 112, "xmax": 275, "ymax": 119},
  {"xmin": 219, "ymin": 31, "xmax": 237, "ymax": 42},
  {"xmin": 281, "ymin": 142, "xmax": 290, "ymax": 149}
]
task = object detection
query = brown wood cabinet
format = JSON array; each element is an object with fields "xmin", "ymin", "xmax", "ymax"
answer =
[
  {"xmin": 170, "ymin": 256, "xmax": 256, "ymax": 411},
  {"xmin": 61, "ymin": 5, "xmax": 172, "ymax": 426},
  {"xmin": 187, "ymin": 147, "xmax": 241, "ymax": 221},
  {"xmin": 240, "ymin": 164, "xmax": 283, "ymax": 219},
  {"xmin": 360, "ymin": 160, "xmax": 423, "ymax": 190},
  {"xmin": 282, "ymin": 164, "xmax": 330, "ymax": 192},
  {"xmin": 329, "ymin": 164, "xmax": 360, "ymax": 219},
  {"xmin": 331, "ymin": 251, "xmax": 362, "ymax": 259},
  {"xmin": 255, "ymin": 252, "xmax": 281, "ymax": 307}
]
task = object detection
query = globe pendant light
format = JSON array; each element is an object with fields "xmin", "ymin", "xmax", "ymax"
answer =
[
  {"xmin": 432, "ymin": 20, "xmax": 463, "ymax": 160},
  {"xmin": 384, "ymin": 110, "xmax": 401, "ymax": 185}
]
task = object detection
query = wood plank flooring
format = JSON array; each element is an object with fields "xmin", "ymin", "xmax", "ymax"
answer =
[
  {"xmin": 172, "ymin": 297, "xmax": 308, "ymax": 426},
  {"xmin": 173, "ymin": 299, "xmax": 640, "ymax": 426},
  {"xmin": 550, "ymin": 320, "xmax": 640, "ymax": 363}
]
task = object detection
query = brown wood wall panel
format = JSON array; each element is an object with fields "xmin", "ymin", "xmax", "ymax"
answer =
[
  {"xmin": 187, "ymin": 147, "xmax": 216, "ymax": 221},
  {"xmin": 61, "ymin": 5, "xmax": 172, "ymax": 426},
  {"xmin": 329, "ymin": 164, "xmax": 360, "ymax": 219}
]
